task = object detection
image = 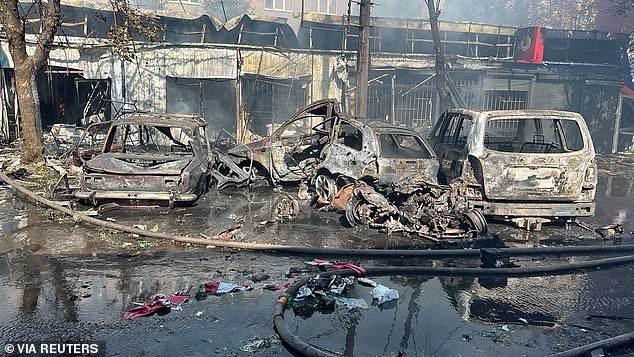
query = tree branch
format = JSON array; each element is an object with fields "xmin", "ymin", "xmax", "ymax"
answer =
[
  {"xmin": 0, "ymin": 0, "xmax": 29, "ymax": 61},
  {"xmin": 30, "ymin": 0, "xmax": 61, "ymax": 68}
]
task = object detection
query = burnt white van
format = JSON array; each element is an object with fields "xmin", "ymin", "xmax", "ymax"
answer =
[{"xmin": 429, "ymin": 109, "xmax": 597, "ymax": 227}]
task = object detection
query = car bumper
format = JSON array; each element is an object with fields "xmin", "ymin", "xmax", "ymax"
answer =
[
  {"xmin": 471, "ymin": 200, "xmax": 595, "ymax": 218},
  {"xmin": 75, "ymin": 190, "xmax": 198, "ymax": 202}
]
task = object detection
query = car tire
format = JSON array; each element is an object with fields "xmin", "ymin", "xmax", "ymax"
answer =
[
  {"xmin": 314, "ymin": 173, "xmax": 337, "ymax": 202},
  {"xmin": 345, "ymin": 196, "xmax": 362, "ymax": 226},
  {"xmin": 464, "ymin": 209, "xmax": 488, "ymax": 235}
]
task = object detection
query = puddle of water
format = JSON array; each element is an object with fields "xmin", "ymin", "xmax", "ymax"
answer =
[
  {"xmin": 0, "ymin": 172, "xmax": 633, "ymax": 355},
  {"xmin": 593, "ymin": 176, "xmax": 634, "ymax": 232},
  {"xmin": 1, "ymin": 252, "xmax": 631, "ymax": 356}
]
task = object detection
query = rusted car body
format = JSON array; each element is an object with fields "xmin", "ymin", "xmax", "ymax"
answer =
[
  {"xmin": 429, "ymin": 109, "xmax": 597, "ymax": 227},
  {"xmin": 228, "ymin": 99, "xmax": 440, "ymax": 200},
  {"xmin": 75, "ymin": 113, "xmax": 212, "ymax": 207}
]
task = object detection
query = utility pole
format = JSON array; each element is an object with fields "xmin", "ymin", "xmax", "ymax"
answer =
[{"xmin": 356, "ymin": 0, "xmax": 371, "ymax": 118}]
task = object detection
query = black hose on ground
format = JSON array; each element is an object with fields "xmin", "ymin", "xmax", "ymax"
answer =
[
  {"xmin": 274, "ymin": 255, "xmax": 634, "ymax": 357},
  {"xmin": 550, "ymin": 331, "xmax": 634, "ymax": 357}
]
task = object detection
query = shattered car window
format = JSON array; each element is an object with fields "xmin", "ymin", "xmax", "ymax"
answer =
[
  {"xmin": 111, "ymin": 125, "xmax": 196, "ymax": 154},
  {"xmin": 337, "ymin": 123, "xmax": 362, "ymax": 151},
  {"xmin": 278, "ymin": 115, "xmax": 324, "ymax": 139},
  {"xmin": 559, "ymin": 119, "xmax": 584, "ymax": 151},
  {"xmin": 484, "ymin": 118, "xmax": 584, "ymax": 153},
  {"xmin": 379, "ymin": 134, "xmax": 433, "ymax": 159}
]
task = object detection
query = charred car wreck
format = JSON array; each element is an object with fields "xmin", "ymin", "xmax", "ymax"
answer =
[
  {"xmin": 429, "ymin": 109, "xmax": 597, "ymax": 230},
  {"xmin": 228, "ymin": 99, "xmax": 439, "ymax": 193},
  {"xmin": 339, "ymin": 176, "xmax": 488, "ymax": 241},
  {"xmin": 75, "ymin": 113, "xmax": 212, "ymax": 207},
  {"xmin": 226, "ymin": 99, "xmax": 487, "ymax": 240}
]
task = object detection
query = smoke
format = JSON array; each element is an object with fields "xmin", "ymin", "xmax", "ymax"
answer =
[{"xmin": 372, "ymin": 0, "xmax": 424, "ymax": 18}]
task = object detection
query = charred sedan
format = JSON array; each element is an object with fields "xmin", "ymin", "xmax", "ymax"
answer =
[
  {"xmin": 429, "ymin": 109, "xmax": 597, "ymax": 228},
  {"xmin": 228, "ymin": 99, "xmax": 440, "ymax": 201},
  {"xmin": 75, "ymin": 113, "xmax": 212, "ymax": 207}
]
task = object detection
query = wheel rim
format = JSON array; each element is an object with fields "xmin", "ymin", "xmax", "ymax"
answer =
[
  {"xmin": 345, "ymin": 197, "xmax": 373, "ymax": 227},
  {"xmin": 464, "ymin": 209, "xmax": 488, "ymax": 234},
  {"xmin": 345, "ymin": 197, "xmax": 361, "ymax": 226},
  {"xmin": 315, "ymin": 174, "xmax": 336, "ymax": 201}
]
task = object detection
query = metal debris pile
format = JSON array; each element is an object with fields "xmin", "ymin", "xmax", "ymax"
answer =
[{"xmin": 341, "ymin": 175, "xmax": 488, "ymax": 241}]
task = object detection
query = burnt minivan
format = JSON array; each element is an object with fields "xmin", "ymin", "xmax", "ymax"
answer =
[{"xmin": 429, "ymin": 109, "xmax": 597, "ymax": 226}]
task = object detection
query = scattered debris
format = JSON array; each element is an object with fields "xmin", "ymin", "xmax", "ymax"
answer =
[
  {"xmin": 262, "ymin": 283, "xmax": 290, "ymax": 292},
  {"xmin": 285, "ymin": 267, "xmax": 302, "ymax": 278},
  {"xmin": 273, "ymin": 193, "xmax": 299, "ymax": 221},
  {"xmin": 195, "ymin": 281, "xmax": 253, "ymax": 300},
  {"xmin": 308, "ymin": 259, "xmax": 366, "ymax": 276},
  {"xmin": 343, "ymin": 177, "xmax": 487, "ymax": 241},
  {"xmin": 251, "ymin": 274, "xmax": 270, "ymax": 283},
  {"xmin": 334, "ymin": 296, "xmax": 369, "ymax": 310},
  {"xmin": 239, "ymin": 335, "xmax": 280, "ymax": 353},
  {"xmin": 480, "ymin": 248, "xmax": 512, "ymax": 268},
  {"xmin": 124, "ymin": 294, "xmax": 188, "ymax": 319},
  {"xmin": 290, "ymin": 274, "xmax": 356, "ymax": 317},
  {"xmin": 595, "ymin": 224, "xmax": 624, "ymax": 238},
  {"xmin": 297, "ymin": 181, "xmax": 311, "ymax": 200},
  {"xmin": 203, "ymin": 225, "xmax": 242, "ymax": 241},
  {"xmin": 371, "ymin": 284, "xmax": 399, "ymax": 305},
  {"xmin": 357, "ymin": 277, "xmax": 378, "ymax": 287}
]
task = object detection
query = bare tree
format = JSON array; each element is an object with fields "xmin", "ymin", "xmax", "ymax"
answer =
[
  {"xmin": 107, "ymin": 0, "xmax": 164, "ymax": 61},
  {"xmin": 425, "ymin": 0, "xmax": 451, "ymax": 113},
  {"xmin": 0, "ymin": 0, "xmax": 61, "ymax": 162}
]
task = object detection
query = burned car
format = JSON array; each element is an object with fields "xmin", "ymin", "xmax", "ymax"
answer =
[
  {"xmin": 429, "ymin": 109, "xmax": 597, "ymax": 228},
  {"xmin": 228, "ymin": 99, "xmax": 440, "ymax": 201},
  {"xmin": 228, "ymin": 99, "xmax": 487, "ymax": 240},
  {"xmin": 75, "ymin": 113, "xmax": 212, "ymax": 207}
]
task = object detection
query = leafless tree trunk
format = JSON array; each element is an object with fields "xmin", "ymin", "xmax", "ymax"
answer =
[
  {"xmin": 0, "ymin": 0, "xmax": 61, "ymax": 162},
  {"xmin": 356, "ymin": 0, "xmax": 371, "ymax": 118},
  {"xmin": 425, "ymin": 0, "xmax": 452, "ymax": 112}
]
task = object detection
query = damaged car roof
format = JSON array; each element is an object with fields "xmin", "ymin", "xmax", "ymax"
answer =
[{"xmin": 113, "ymin": 113, "xmax": 208, "ymax": 129}]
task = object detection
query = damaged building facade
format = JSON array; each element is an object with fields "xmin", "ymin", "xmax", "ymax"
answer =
[{"xmin": 0, "ymin": 4, "xmax": 633, "ymax": 153}]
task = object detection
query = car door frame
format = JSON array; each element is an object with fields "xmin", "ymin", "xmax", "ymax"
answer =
[{"xmin": 430, "ymin": 111, "xmax": 472, "ymax": 183}]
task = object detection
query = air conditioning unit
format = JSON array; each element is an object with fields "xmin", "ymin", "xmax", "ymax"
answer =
[{"xmin": 514, "ymin": 26, "xmax": 544, "ymax": 64}]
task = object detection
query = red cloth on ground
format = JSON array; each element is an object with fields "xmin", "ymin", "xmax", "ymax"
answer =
[
  {"xmin": 124, "ymin": 294, "xmax": 188, "ymax": 319},
  {"xmin": 313, "ymin": 259, "xmax": 366, "ymax": 276}
]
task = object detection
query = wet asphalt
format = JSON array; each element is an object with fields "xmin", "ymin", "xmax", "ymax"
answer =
[{"xmin": 0, "ymin": 174, "xmax": 633, "ymax": 356}]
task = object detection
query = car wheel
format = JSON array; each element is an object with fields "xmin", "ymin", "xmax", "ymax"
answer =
[
  {"xmin": 241, "ymin": 163, "xmax": 270, "ymax": 186},
  {"xmin": 464, "ymin": 209, "xmax": 488, "ymax": 235},
  {"xmin": 345, "ymin": 196, "xmax": 373, "ymax": 227},
  {"xmin": 345, "ymin": 196, "xmax": 361, "ymax": 226},
  {"xmin": 314, "ymin": 173, "xmax": 337, "ymax": 202}
]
